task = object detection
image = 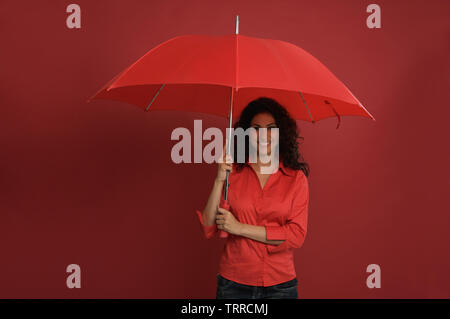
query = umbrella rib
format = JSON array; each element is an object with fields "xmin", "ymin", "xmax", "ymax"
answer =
[
  {"xmin": 324, "ymin": 100, "xmax": 341, "ymax": 129},
  {"xmin": 145, "ymin": 84, "xmax": 166, "ymax": 112},
  {"xmin": 298, "ymin": 91, "xmax": 315, "ymax": 123}
]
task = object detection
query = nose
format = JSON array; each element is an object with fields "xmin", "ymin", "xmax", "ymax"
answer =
[{"xmin": 259, "ymin": 128, "xmax": 271, "ymax": 143}]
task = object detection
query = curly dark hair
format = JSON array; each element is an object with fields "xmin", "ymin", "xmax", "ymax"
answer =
[{"xmin": 231, "ymin": 97, "xmax": 310, "ymax": 178}]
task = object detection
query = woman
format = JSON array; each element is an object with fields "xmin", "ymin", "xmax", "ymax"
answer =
[{"xmin": 195, "ymin": 97, "xmax": 310, "ymax": 299}]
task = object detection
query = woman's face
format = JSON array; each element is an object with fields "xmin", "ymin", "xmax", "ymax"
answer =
[{"xmin": 249, "ymin": 112, "xmax": 279, "ymax": 157}]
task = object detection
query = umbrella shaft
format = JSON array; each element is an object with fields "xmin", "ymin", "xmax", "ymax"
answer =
[
  {"xmin": 224, "ymin": 85, "xmax": 235, "ymax": 202},
  {"xmin": 224, "ymin": 171, "xmax": 230, "ymax": 201},
  {"xmin": 224, "ymin": 115, "xmax": 232, "ymax": 202}
]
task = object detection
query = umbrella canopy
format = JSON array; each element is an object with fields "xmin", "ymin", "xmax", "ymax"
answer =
[
  {"xmin": 87, "ymin": 32, "xmax": 375, "ymax": 129},
  {"xmin": 88, "ymin": 16, "xmax": 375, "ymax": 238}
]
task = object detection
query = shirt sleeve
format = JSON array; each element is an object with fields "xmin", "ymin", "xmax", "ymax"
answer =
[
  {"xmin": 265, "ymin": 171, "xmax": 309, "ymax": 254},
  {"xmin": 195, "ymin": 183, "xmax": 226, "ymax": 239},
  {"xmin": 195, "ymin": 209, "xmax": 218, "ymax": 239}
]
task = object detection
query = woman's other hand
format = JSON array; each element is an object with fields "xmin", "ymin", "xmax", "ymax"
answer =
[{"xmin": 216, "ymin": 207, "xmax": 243, "ymax": 235}]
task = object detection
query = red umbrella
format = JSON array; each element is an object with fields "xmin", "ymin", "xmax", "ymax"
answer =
[{"xmin": 88, "ymin": 15, "xmax": 375, "ymax": 237}]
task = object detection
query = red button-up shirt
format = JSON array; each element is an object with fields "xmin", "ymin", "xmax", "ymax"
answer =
[{"xmin": 196, "ymin": 159, "xmax": 309, "ymax": 287}]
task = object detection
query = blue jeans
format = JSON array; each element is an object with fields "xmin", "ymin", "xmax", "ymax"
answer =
[{"xmin": 216, "ymin": 274, "xmax": 298, "ymax": 299}]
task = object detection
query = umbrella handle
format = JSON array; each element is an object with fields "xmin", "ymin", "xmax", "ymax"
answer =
[{"xmin": 219, "ymin": 201, "xmax": 230, "ymax": 238}]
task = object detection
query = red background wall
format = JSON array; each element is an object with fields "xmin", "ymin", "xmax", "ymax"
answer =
[{"xmin": 1, "ymin": 0, "xmax": 449, "ymax": 298}]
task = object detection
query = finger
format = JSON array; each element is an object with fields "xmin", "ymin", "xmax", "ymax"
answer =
[
  {"xmin": 217, "ymin": 208, "xmax": 229, "ymax": 214},
  {"xmin": 216, "ymin": 219, "xmax": 224, "ymax": 225},
  {"xmin": 225, "ymin": 154, "xmax": 233, "ymax": 164}
]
